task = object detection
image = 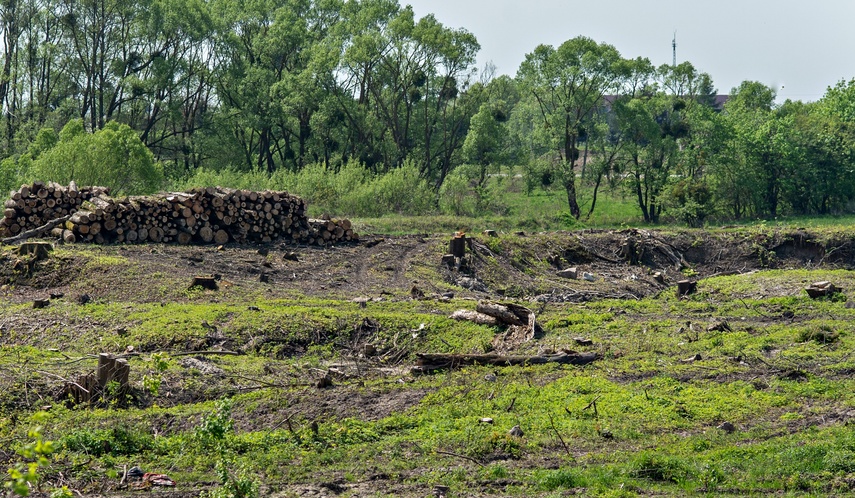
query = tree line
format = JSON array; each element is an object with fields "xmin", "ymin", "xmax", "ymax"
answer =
[{"xmin": 0, "ymin": 0, "xmax": 852, "ymax": 224}]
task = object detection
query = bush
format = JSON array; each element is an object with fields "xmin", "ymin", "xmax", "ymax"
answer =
[
  {"xmin": 181, "ymin": 165, "xmax": 272, "ymax": 191},
  {"xmin": 439, "ymin": 169, "xmax": 477, "ymax": 216},
  {"xmin": 0, "ymin": 156, "xmax": 21, "ymax": 197},
  {"xmin": 534, "ymin": 468, "xmax": 582, "ymax": 491},
  {"xmin": 28, "ymin": 120, "xmax": 163, "ymax": 195},
  {"xmin": 177, "ymin": 159, "xmax": 436, "ymax": 217},
  {"xmin": 630, "ymin": 452, "xmax": 693, "ymax": 483},
  {"xmin": 61, "ymin": 426, "xmax": 154, "ymax": 457},
  {"xmin": 364, "ymin": 161, "xmax": 434, "ymax": 216}
]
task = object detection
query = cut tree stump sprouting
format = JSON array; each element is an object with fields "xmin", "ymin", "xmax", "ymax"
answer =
[
  {"xmin": 63, "ymin": 353, "xmax": 131, "ymax": 405},
  {"xmin": 97, "ymin": 353, "xmax": 130, "ymax": 392}
]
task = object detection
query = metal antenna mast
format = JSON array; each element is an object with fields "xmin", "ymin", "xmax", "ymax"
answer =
[{"xmin": 672, "ymin": 32, "xmax": 677, "ymax": 67}]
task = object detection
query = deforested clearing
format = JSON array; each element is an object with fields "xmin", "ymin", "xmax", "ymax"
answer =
[{"xmin": 3, "ymin": 225, "xmax": 855, "ymax": 496}]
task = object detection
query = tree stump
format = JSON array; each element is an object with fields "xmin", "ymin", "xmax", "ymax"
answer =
[
  {"xmin": 190, "ymin": 276, "xmax": 219, "ymax": 290},
  {"xmin": 806, "ymin": 281, "xmax": 841, "ymax": 299},
  {"xmin": 449, "ymin": 235, "xmax": 466, "ymax": 258},
  {"xmin": 677, "ymin": 280, "xmax": 697, "ymax": 296},
  {"xmin": 97, "ymin": 353, "xmax": 130, "ymax": 394},
  {"xmin": 15, "ymin": 241, "xmax": 53, "ymax": 261}
]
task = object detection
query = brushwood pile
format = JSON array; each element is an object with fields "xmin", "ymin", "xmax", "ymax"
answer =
[{"xmin": 1, "ymin": 181, "xmax": 357, "ymax": 246}]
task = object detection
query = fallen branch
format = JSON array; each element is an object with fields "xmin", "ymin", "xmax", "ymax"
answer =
[
  {"xmin": 116, "ymin": 350, "xmax": 242, "ymax": 359},
  {"xmin": 2, "ymin": 215, "xmax": 70, "ymax": 244},
  {"xmin": 35, "ymin": 370, "xmax": 91, "ymax": 395},
  {"xmin": 548, "ymin": 413, "xmax": 574, "ymax": 460},
  {"xmin": 413, "ymin": 351, "xmax": 600, "ymax": 373},
  {"xmin": 223, "ymin": 373, "xmax": 311, "ymax": 389},
  {"xmin": 169, "ymin": 350, "xmax": 242, "ymax": 357},
  {"xmin": 435, "ymin": 449, "xmax": 484, "ymax": 467}
]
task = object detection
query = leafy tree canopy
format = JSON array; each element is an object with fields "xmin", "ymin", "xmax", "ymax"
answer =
[{"xmin": 29, "ymin": 120, "xmax": 163, "ymax": 195}]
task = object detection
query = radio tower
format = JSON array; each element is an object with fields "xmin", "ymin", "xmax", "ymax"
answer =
[{"xmin": 672, "ymin": 32, "xmax": 677, "ymax": 68}]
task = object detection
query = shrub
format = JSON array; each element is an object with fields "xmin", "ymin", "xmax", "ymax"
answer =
[
  {"xmin": 181, "ymin": 165, "xmax": 272, "ymax": 191},
  {"xmin": 364, "ymin": 161, "xmax": 434, "ymax": 216},
  {"xmin": 61, "ymin": 426, "xmax": 154, "ymax": 457},
  {"xmin": 439, "ymin": 169, "xmax": 478, "ymax": 216},
  {"xmin": 534, "ymin": 468, "xmax": 582, "ymax": 491},
  {"xmin": 630, "ymin": 452, "xmax": 693, "ymax": 483},
  {"xmin": 28, "ymin": 120, "xmax": 163, "ymax": 195}
]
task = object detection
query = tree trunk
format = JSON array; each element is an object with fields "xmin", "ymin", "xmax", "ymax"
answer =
[{"xmin": 563, "ymin": 165, "xmax": 581, "ymax": 220}]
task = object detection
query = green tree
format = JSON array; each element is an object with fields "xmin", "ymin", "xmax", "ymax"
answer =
[
  {"xmin": 462, "ymin": 102, "xmax": 507, "ymax": 186},
  {"xmin": 612, "ymin": 94, "xmax": 685, "ymax": 223},
  {"xmin": 29, "ymin": 119, "xmax": 163, "ymax": 194},
  {"xmin": 211, "ymin": 0, "xmax": 343, "ymax": 172},
  {"xmin": 517, "ymin": 36, "xmax": 630, "ymax": 219},
  {"xmin": 783, "ymin": 80, "xmax": 855, "ymax": 214},
  {"xmin": 717, "ymin": 81, "xmax": 794, "ymax": 218}
]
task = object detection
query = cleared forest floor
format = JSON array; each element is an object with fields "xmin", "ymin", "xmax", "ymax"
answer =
[{"xmin": 3, "ymin": 226, "xmax": 855, "ymax": 496}]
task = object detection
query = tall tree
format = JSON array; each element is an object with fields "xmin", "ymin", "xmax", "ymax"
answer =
[
  {"xmin": 211, "ymin": 0, "xmax": 342, "ymax": 172},
  {"xmin": 517, "ymin": 36, "xmax": 629, "ymax": 218},
  {"xmin": 717, "ymin": 81, "xmax": 795, "ymax": 218}
]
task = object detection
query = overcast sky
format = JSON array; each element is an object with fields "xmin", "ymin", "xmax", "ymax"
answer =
[{"xmin": 404, "ymin": 0, "xmax": 855, "ymax": 102}]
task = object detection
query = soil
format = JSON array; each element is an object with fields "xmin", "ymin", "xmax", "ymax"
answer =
[
  {"xmin": 4, "ymin": 226, "xmax": 849, "ymax": 305},
  {"xmin": 3, "ymin": 227, "xmax": 855, "ymax": 496}
]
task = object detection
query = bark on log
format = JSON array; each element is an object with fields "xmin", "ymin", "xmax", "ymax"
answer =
[
  {"xmin": 413, "ymin": 352, "xmax": 601, "ymax": 373},
  {"xmin": 449, "ymin": 310, "xmax": 500, "ymax": 326},
  {"xmin": 476, "ymin": 302, "xmax": 527, "ymax": 326},
  {"xmin": 2, "ymin": 185, "xmax": 355, "ymax": 246},
  {"xmin": 2, "ymin": 215, "xmax": 70, "ymax": 244}
]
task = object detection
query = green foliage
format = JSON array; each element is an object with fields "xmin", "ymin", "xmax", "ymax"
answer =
[
  {"xmin": 517, "ymin": 36, "xmax": 631, "ymax": 219},
  {"xmin": 0, "ymin": 156, "xmax": 20, "ymax": 197},
  {"xmin": 195, "ymin": 399, "xmax": 259, "ymax": 498},
  {"xmin": 629, "ymin": 452, "xmax": 693, "ymax": 483},
  {"xmin": 196, "ymin": 398, "xmax": 235, "ymax": 448},
  {"xmin": 142, "ymin": 352, "xmax": 171, "ymax": 396},
  {"xmin": 27, "ymin": 120, "xmax": 163, "ymax": 195},
  {"xmin": 206, "ymin": 458, "xmax": 259, "ymax": 498},
  {"xmin": 61, "ymin": 426, "xmax": 155, "ymax": 457},
  {"xmin": 533, "ymin": 468, "xmax": 582, "ymax": 491},
  {"xmin": 365, "ymin": 161, "xmax": 434, "ymax": 215},
  {"xmin": 797, "ymin": 324, "xmax": 840, "ymax": 344},
  {"xmin": 4, "ymin": 412, "xmax": 58, "ymax": 497},
  {"xmin": 179, "ymin": 159, "xmax": 434, "ymax": 217}
]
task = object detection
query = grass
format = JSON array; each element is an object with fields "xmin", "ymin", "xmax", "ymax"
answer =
[
  {"xmin": 5, "ymin": 227, "xmax": 855, "ymax": 496},
  {"xmin": 350, "ymin": 181, "xmax": 650, "ymax": 235}
]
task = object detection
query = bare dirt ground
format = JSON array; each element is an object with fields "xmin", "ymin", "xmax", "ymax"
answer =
[{"xmin": 2, "ymin": 227, "xmax": 847, "ymax": 306}]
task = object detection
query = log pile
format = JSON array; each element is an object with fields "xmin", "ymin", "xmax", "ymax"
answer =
[
  {"xmin": 1, "ymin": 181, "xmax": 108, "ymax": 239},
  {"xmin": 2, "ymin": 183, "xmax": 358, "ymax": 246}
]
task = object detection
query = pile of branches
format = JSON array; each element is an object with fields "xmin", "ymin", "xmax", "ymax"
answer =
[{"xmin": 2, "ymin": 183, "xmax": 357, "ymax": 246}]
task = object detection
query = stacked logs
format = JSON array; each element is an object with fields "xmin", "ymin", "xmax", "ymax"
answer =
[
  {"xmin": 2, "ymin": 181, "xmax": 108, "ymax": 239},
  {"xmin": 2, "ymin": 184, "xmax": 358, "ymax": 246}
]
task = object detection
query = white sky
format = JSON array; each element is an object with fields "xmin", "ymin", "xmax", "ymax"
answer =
[{"xmin": 404, "ymin": 0, "xmax": 855, "ymax": 102}]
